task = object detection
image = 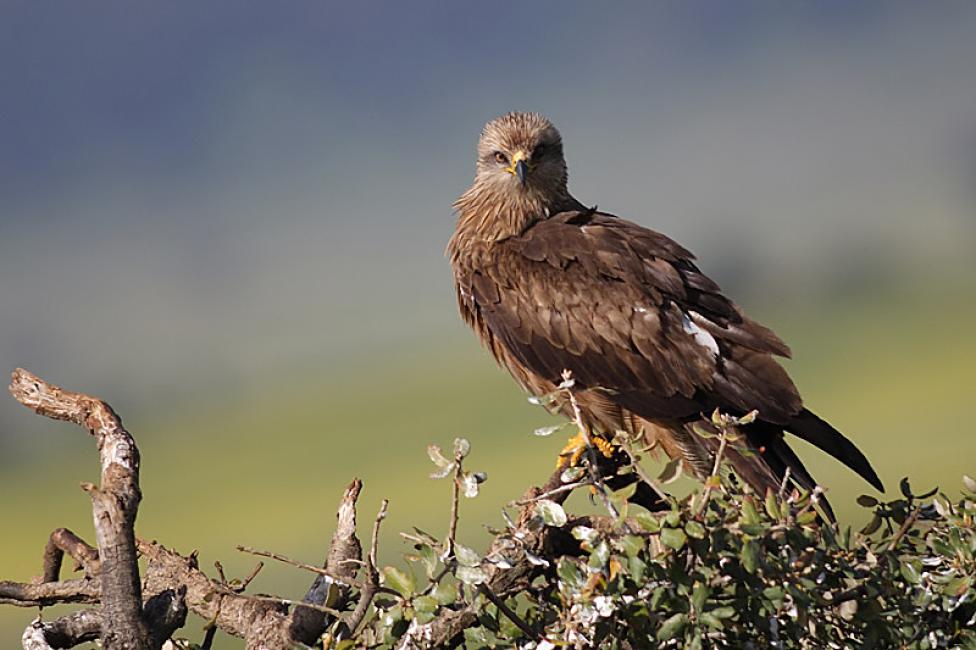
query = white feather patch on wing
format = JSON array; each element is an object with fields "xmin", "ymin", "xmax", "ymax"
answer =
[{"xmin": 681, "ymin": 311, "xmax": 720, "ymax": 356}]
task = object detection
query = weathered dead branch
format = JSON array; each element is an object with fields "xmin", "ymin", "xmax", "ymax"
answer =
[
  {"xmin": 42, "ymin": 528, "xmax": 101, "ymax": 582},
  {"xmin": 2, "ymin": 368, "xmax": 618, "ymax": 649},
  {"xmin": 11, "ymin": 368, "xmax": 154, "ymax": 649},
  {"xmin": 4, "ymin": 369, "xmax": 371, "ymax": 650}
]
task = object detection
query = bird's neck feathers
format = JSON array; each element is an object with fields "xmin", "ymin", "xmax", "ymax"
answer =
[{"xmin": 452, "ymin": 179, "xmax": 579, "ymax": 244}]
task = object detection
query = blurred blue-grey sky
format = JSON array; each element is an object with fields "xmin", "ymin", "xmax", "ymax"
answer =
[{"xmin": 2, "ymin": 2, "xmax": 975, "ymax": 441}]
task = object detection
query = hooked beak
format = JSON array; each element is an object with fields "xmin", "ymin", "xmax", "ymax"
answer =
[{"xmin": 509, "ymin": 151, "xmax": 530, "ymax": 185}]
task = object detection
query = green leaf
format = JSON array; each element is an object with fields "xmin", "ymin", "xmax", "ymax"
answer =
[
  {"xmin": 661, "ymin": 527, "xmax": 687, "ymax": 551},
  {"xmin": 616, "ymin": 534, "xmax": 645, "ymax": 557},
  {"xmin": 929, "ymin": 536, "xmax": 953, "ymax": 557},
  {"xmin": 710, "ymin": 408, "xmax": 724, "ymax": 426},
  {"xmin": 946, "ymin": 575, "xmax": 972, "ymax": 597},
  {"xmin": 557, "ymin": 557, "xmax": 584, "ymax": 589},
  {"xmin": 535, "ymin": 499, "xmax": 568, "ymax": 527},
  {"xmin": 572, "ymin": 525, "xmax": 598, "ymax": 544},
  {"xmin": 740, "ymin": 497, "xmax": 760, "ymax": 525},
  {"xmin": 736, "ymin": 409, "xmax": 758, "ymax": 425},
  {"xmin": 796, "ymin": 510, "xmax": 818, "ymax": 526},
  {"xmin": 963, "ymin": 474, "xmax": 976, "ymax": 494},
  {"xmin": 382, "ymin": 566, "xmax": 415, "ymax": 598},
  {"xmin": 533, "ymin": 424, "xmax": 563, "ymax": 437},
  {"xmin": 427, "ymin": 445, "xmax": 455, "ymax": 479},
  {"xmin": 657, "ymin": 458, "xmax": 683, "ymax": 484},
  {"xmin": 692, "ymin": 423, "xmax": 717, "ymax": 439},
  {"xmin": 762, "ymin": 585, "xmax": 784, "ymax": 605},
  {"xmin": 588, "ymin": 540, "xmax": 610, "ymax": 569},
  {"xmin": 456, "ymin": 565, "xmax": 488, "ymax": 585},
  {"xmin": 740, "ymin": 523, "xmax": 766, "ymax": 536},
  {"xmin": 456, "ymin": 544, "xmax": 481, "ymax": 567},
  {"xmin": 699, "ymin": 612, "xmax": 723, "ymax": 629},
  {"xmin": 463, "ymin": 626, "xmax": 496, "ymax": 647},
  {"xmin": 635, "ymin": 511, "xmax": 661, "ymax": 533},
  {"xmin": 417, "ymin": 543, "xmax": 438, "ymax": 578},
  {"xmin": 427, "ymin": 444, "xmax": 451, "ymax": 468},
  {"xmin": 900, "ymin": 477, "xmax": 913, "ymax": 498},
  {"xmin": 764, "ymin": 490, "xmax": 781, "ymax": 520},
  {"xmin": 691, "ymin": 582, "xmax": 710, "ymax": 613},
  {"xmin": 453, "ymin": 437, "xmax": 471, "ymax": 459},
  {"xmin": 685, "ymin": 520, "xmax": 707, "ymax": 539},
  {"xmin": 656, "ymin": 612, "xmax": 689, "ymax": 641},
  {"xmin": 900, "ymin": 559, "xmax": 922, "ymax": 584},
  {"xmin": 413, "ymin": 595, "xmax": 439, "ymax": 615},
  {"xmin": 560, "ymin": 466, "xmax": 585, "ymax": 483},
  {"xmin": 741, "ymin": 540, "xmax": 759, "ymax": 574},
  {"xmin": 432, "ymin": 578, "xmax": 457, "ymax": 605},
  {"xmin": 629, "ymin": 555, "xmax": 647, "ymax": 583},
  {"xmin": 461, "ymin": 472, "xmax": 481, "ymax": 498},
  {"xmin": 857, "ymin": 494, "xmax": 878, "ymax": 508},
  {"xmin": 860, "ymin": 514, "xmax": 882, "ymax": 536}
]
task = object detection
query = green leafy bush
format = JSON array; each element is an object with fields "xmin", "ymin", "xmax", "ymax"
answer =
[{"xmin": 345, "ymin": 430, "xmax": 976, "ymax": 649}]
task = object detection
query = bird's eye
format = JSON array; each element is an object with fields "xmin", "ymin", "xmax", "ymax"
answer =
[
  {"xmin": 533, "ymin": 144, "xmax": 546, "ymax": 159},
  {"xmin": 493, "ymin": 151, "xmax": 509, "ymax": 164}
]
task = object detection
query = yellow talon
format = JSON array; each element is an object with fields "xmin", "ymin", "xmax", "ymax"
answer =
[{"xmin": 556, "ymin": 430, "xmax": 616, "ymax": 469}]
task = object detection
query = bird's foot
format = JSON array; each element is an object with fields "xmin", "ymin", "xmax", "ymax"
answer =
[{"xmin": 557, "ymin": 431, "xmax": 616, "ymax": 469}]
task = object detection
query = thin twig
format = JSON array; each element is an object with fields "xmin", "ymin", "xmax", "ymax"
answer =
[
  {"xmin": 887, "ymin": 505, "xmax": 921, "ymax": 552},
  {"xmin": 199, "ymin": 626, "xmax": 217, "ymax": 650},
  {"xmin": 778, "ymin": 466, "xmax": 793, "ymax": 499},
  {"xmin": 511, "ymin": 480, "xmax": 590, "ymax": 506},
  {"xmin": 477, "ymin": 584, "xmax": 542, "ymax": 641},
  {"xmin": 340, "ymin": 499, "xmax": 389, "ymax": 640},
  {"xmin": 232, "ymin": 592, "xmax": 343, "ymax": 618},
  {"xmin": 238, "ymin": 562, "xmax": 264, "ymax": 592},
  {"xmin": 369, "ymin": 501, "xmax": 387, "ymax": 572},
  {"xmin": 213, "ymin": 561, "xmax": 228, "ymax": 586},
  {"xmin": 696, "ymin": 425, "xmax": 729, "ymax": 516},
  {"xmin": 236, "ymin": 546, "xmax": 360, "ymax": 589},
  {"xmin": 710, "ymin": 428, "xmax": 729, "ymax": 478},
  {"xmin": 448, "ymin": 450, "xmax": 463, "ymax": 557},
  {"xmin": 561, "ymin": 370, "xmax": 619, "ymax": 520},
  {"xmin": 215, "ymin": 560, "xmax": 264, "ymax": 594},
  {"xmin": 619, "ymin": 443, "xmax": 670, "ymax": 502}
]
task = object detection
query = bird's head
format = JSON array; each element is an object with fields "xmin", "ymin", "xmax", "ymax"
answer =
[{"xmin": 474, "ymin": 112, "xmax": 568, "ymax": 201}]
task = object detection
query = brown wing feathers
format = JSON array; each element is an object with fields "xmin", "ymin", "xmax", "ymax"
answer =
[{"xmin": 456, "ymin": 209, "xmax": 882, "ymax": 504}]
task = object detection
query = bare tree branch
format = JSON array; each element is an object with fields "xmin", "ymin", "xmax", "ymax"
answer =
[
  {"xmin": 0, "ymin": 579, "xmax": 99, "ymax": 607},
  {"xmin": 138, "ymin": 538, "xmax": 294, "ymax": 649},
  {"xmin": 287, "ymin": 478, "xmax": 365, "ymax": 645},
  {"xmin": 336, "ymin": 498, "xmax": 388, "ymax": 641},
  {"xmin": 1, "ymin": 367, "xmax": 650, "ymax": 649},
  {"xmin": 42, "ymin": 528, "xmax": 100, "ymax": 582},
  {"xmin": 10, "ymin": 368, "xmax": 151, "ymax": 649},
  {"xmin": 22, "ymin": 611, "xmax": 101, "ymax": 650}
]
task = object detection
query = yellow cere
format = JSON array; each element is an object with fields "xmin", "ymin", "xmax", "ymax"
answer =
[{"xmin": 506, "ymin": 150, "xmax": 528, "ymax": 175}]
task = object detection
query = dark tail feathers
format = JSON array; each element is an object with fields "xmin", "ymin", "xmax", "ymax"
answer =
[{"xmin": 787, "ymin": 409, "xmax": 884, "ymax": 492}]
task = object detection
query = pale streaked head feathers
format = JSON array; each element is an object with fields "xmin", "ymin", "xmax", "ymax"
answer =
[{"xmin": 454, "ymin": 112, "xmax": 577, "ymax": 242}]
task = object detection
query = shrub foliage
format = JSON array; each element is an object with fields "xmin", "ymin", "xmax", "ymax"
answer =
[{"xmin": 350, "ymin": 428, "xmax": 976, "ymax": 649}]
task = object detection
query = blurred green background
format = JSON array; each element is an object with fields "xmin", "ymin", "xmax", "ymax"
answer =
[{"xmin": 2, "ymin": 3, "xmax": 975, "ymax": 646}]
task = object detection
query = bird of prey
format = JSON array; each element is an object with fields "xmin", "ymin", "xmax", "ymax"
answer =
[{"xmin": 448, "ymin": 112, "xmax": 882, "ymax": 514}]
